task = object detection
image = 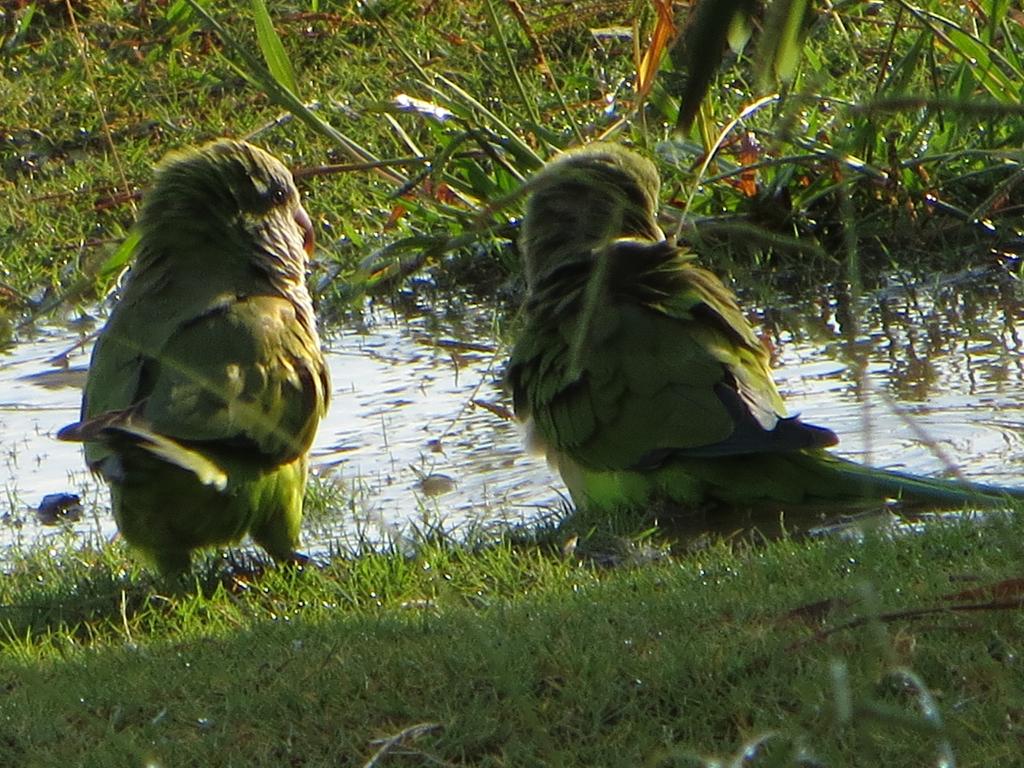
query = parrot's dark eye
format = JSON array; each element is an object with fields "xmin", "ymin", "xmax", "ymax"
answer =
[{"xmin": 269, "ymin": 186, "xmax": 288, "ymax": 205}]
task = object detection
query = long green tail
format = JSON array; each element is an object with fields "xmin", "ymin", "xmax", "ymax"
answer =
[
  {"xmin": 780, "ymin": 450, "xmax": 1024, "ymax": 508},
  {"xmin": 571, "ymin": 449, "xmax": 1024, "ymax": 514}
]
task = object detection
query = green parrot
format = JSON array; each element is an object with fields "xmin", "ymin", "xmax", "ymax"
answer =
[
  {"xmin": 506, "ymin": 143, "xmax": 1024, "ymax": 519},
  {"xmin": 59, "ymin": 139, "xmax": 330, "ymax": 574}
]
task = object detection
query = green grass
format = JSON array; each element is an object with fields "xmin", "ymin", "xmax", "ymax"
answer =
[
  {"xmin": 0, "ymin": 1, "xmax": 631, "ymax": 312},
  {"xmin": 5, "ymin": 1, "xmax": 1024, "ymax": 765},
  {"xmin": 4, "ymin": 1, "xmax": 1024, "ymax": 314},
  {"xmin": 4, "ymin": 513, "xmax": 1024, "ymax": 765}
]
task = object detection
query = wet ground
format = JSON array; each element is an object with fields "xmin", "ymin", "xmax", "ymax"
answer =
[{"xmin": 1, "ymin": 268, "xmax": 1022, "ymax": 557}]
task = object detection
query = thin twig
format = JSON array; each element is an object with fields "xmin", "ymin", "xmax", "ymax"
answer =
[{"xmin": 362, "ymin": 722, "xmax": 446, "ymax": 768}]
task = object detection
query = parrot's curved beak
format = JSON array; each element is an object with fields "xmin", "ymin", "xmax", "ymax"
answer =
[{"xmin": 294, "ymin": 206, "xmax": 315, "ymax": 256}]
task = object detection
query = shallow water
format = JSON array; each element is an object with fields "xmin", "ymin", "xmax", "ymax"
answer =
[{"xmin": 1, "ymin": 270, "xmax": 1022, "ymax": 557}]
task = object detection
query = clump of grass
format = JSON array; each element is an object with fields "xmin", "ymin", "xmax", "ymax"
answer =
[{"xmin": 652, "ymin": 3, "xmax": 1024, "ymax": 291}]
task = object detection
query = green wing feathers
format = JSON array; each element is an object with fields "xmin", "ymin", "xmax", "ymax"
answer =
[
  {"xmin": 139, "ymin": 296, "xmax": 327, "ymax": 461},
  {"xmin": 70, "ymin": 295, "xmax": 326, "ymax": 477}
]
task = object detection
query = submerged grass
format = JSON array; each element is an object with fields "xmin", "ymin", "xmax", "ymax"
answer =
[{"xmin": 4, "ymin": 512, "xmax": 1024, "ymax": 765}]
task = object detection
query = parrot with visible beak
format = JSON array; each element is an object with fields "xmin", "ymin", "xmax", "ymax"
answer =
[{"xmin": 60, "ymin": 139, "xmax": 329, "ymax": 574}]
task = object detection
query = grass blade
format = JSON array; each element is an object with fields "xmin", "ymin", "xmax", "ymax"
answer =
[{"xmin": 251, "ymin": 0, "xmax": 298, "ymax": 95}]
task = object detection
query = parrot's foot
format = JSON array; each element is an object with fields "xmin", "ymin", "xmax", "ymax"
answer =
[
  {"xmin": 282, "ymin": 550, "xmax": 309, "ymax": 566},
  {"xmin": 216, "ymin": 548, "xmax": 311, "ymax": 579},
  {"xmin": 276, "ymin": 550, "xmax": 314, "ymax": 572},
  {"xmin": 152, "ymin": 548, "xmax": 193, "ymax": 578}
]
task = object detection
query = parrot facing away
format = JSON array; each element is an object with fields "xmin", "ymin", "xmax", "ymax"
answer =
[
  {"xmin": 59, "ymin": 139, "xmax": 330, "ymax": 574},
  {"xmin": 506, "ymin": 143, "xmax": 1024, "ymax": 520}
]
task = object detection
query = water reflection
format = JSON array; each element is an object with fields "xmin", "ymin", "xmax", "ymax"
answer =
[
  {"xmin": 768, "ymin": 271, "xmax": 1024, "ymax": 483},
  {"xmin": 309, "ymin": 299, "xmax": 562, "ymax": 544},
  {"xmin": 0, "ymin": 269, "xmax": 1021, "ymax": 556}
]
